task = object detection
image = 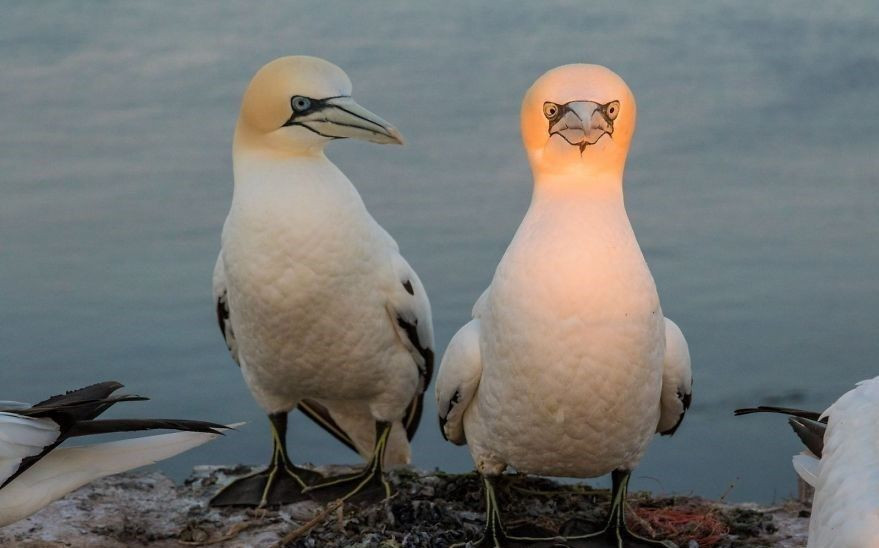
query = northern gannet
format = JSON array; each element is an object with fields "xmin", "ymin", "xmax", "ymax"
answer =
[
  {"xmin": 211, "ymin": 56, "xmax": 434, "ymax": 507},
  {"xmin": 737, "ymin": 377, "xmax": 879, "ymax": 547},
  {"xmin": 0, "ymin": 381, "xmax": 230, "ymax": 527},
  {"xmin": 435, "ymin": 64, "xmax": 692, "ymax": 547}
]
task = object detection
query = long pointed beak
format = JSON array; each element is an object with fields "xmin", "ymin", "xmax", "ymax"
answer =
[
  {"xmin": 550, "ymin": 107, "xmax": 590, "ymax": 145},
  {"xmin": 298, "ymin": 97, "xmax": 404, "ymax": 145},
  {"xmin": 549, "ymin": 101, "xmax": 613, "ymax": 147},
  {"xmin": 566, "ymin": 101, "xmax": 613, "ymax": 135}
]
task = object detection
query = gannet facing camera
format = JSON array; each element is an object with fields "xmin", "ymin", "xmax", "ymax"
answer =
[
  {"xmin": 436, "ymin": 65, "xmax": 692, "ymax": 547},
  {"xmin": 211, "ymin": 56, "xmax": 434, "ymax": 507}
]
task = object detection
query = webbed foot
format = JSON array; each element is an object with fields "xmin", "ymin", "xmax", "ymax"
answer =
[
  {"xmin": 303, "ymin": 420, "xmax": 393, "ymax": 505},
  {"xmin": 452, "ymin": 476, "xmax": 568, "ymax": 547},
  {"xmin": 559, "ymin": 471, "xmax": 676, "ymax": 548},
  {"xmin": 210, "ymin": 411, "xmax": 322, "ymax": 507},
  {"xmin": 210, "ymin": 462, "xmax": 320, "ymax": 507}
]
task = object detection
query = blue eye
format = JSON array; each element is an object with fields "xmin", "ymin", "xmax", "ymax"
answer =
[{"xmin": 291, "ymin": 96, "xmax": 312, "ymax": 112}]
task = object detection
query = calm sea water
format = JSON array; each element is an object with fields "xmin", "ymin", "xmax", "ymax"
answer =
[{"xmin": 1, "ymin": 2, "xmax": 877, "ymax": 504}]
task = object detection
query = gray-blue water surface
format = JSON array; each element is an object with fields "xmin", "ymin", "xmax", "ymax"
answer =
[{"xmin": 1, "ymin": 2, "xmax": 877, "ymax": 504}]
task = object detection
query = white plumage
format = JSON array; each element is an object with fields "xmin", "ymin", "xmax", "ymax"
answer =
[
  {"xmin": 214, "ymin": 158, "xmax": 431, "ymax": 461},
  {"xmin": 793, "ymin": 377, "xmax": 879, "ymax": 548},
  {"xmin": 436, "ymin": 64, "xmax": 692, "ymax": 545},
  {"xmin": 0, "ymin": 427, "xmax": 224, "ymax": 527},
  {"xmin": 657, "ymin": 318, "xmax": 693, "ymax": 435},
  {"xmin": 442, "ymin": 192, "xmax": 670, "ymax": 476},
  {"xmin": 0, "ymin": 382, "xmax": 230, "ymax": 527},
  {"xmin": 0, "ymin": 413, "xmax": 59, "ymax": 486},
  {"xmin": 212, "ymin": 56, "xmax": 433, "ymax": 506}
]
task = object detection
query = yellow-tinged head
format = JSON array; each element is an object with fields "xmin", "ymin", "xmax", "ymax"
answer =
[
  {"xmin": 236, "ymin": 56, "xmax": 403, "ymax": 155},
  {"xmin": 521, "ymin": 64, "xmax": 636, "ymax": 180}
]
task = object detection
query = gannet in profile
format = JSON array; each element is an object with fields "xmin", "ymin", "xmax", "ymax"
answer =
[
  {"xmin": 211, "ymin": 56, "xmax": 434, "ymax": 507},
  {"xmin": 435, "ymin": 64, "xmax": 692, "ymax": 547},
  {"xmin": 737, "ymin": 377, "xmax": 879, "ymax": 547},
  {"xmin": 0, "ymin": 381, "xmax": 230, "ymax": 527}
]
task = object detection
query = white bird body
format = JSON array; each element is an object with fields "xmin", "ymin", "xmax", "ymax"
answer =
[
  {"xmin": 212, "ymin": 57, "xmax": 433, "ymax": 484},
  {"xmin": 437, "ymin": 65, "xmax": 691, "ymax": 479},
  {"xmin": 0, "ymin": 428, "xmax": 223, "ymax": 527},
  {"xmin": 435, "ymin": 64, "xmax": 692, "ymax": 545},
  {"xmin": 460, "ymin": 182, "xmax": 665, "ymax": 477},
  {"xmin": 218, "ymin": 150, "xmax": 425, "ymax": 449},
  {"xmin": 791, "ymin": 377, "xmax": 879, "ymax": 548}
]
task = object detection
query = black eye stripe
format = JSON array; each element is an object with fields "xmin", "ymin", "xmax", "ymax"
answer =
[
  {"xmin": 544, "ymin": 100, "xmax": 621, "ymax": 123},
  {"xmin": 544, "ymin": 99, "xmax": 620, "ymax": 153},
  {"xmin": 281, "ymin": 95, "xmax": 352, "ymax": 128},
  {"xmin": 288, "ymin": 95, "xmax": 352, "ymax": 113}
]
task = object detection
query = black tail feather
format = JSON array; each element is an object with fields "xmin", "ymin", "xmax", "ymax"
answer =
[
  {"xmin": 32, "ymin": 381, "xmax": 124, "ymax": 408},
  {"xmin": 16, "ymin": 395, "xmax": 149, "ymax": 427},
  {"xmin": 68, "ymin": 418, "xmax": 227, "ymax": 437},
  {"xmin": 297, "ymin": 400, "xmax": 359, "ymax": 454},
  {"xmin": 403, "ymin": 394, "xmax": 424, "ymax": 442},
  {"xmin": 789, "ymin": 417, "xmax": 826, "ymax": 458},
  {"xmin": 2, "ymin": 381, "xmax": 224, "ymax": 489},
  {"xmin": 733, "ymin": 405, "xmax": 824, "ymax": 422}
]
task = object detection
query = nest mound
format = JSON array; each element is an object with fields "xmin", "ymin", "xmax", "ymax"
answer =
[{"xmin": 0, "ymin": 466, "xmax": 809, "ymax": 547}]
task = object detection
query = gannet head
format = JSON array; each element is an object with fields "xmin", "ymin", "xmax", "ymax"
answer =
[
  {"xmin": 235, "ymin": 56, "xmax": 403, "ymax": 155},
  {"xmin": 520, "ymin": 64, "xmax": 636, "ymax": 179}
]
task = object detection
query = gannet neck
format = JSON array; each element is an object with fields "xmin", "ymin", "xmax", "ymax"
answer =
[
  {"xmin": 233, "ymin": 123, "xmax": 327, "ymax": 161},
  {"xmin": 528, "ymin": 151, "xmax": 628, "ymax": 183},
  {"xmin": 229, "ymin": 142, "xmax": 367, "ymax": 228},
  {"xmin": 531, "ymin": 170, "xmax": 624, "ymax": 202},
  {"xmin": 522, "ymin": 172, "xmax": 639, "ymax": 283},
  {"xmin": 233, "ymin": 134, "xmax": 330, "ymax": 186},
  {"xmin": 231, "ymin": 143, "xmax": 342, "ymax": 194}
]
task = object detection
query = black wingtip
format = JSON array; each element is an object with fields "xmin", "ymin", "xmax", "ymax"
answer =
[
  {"xmin": 659, "ymin": 390, "xmax": 692, "ymax": 436},
  {"xmin": 33, "ymin": 380, "xmax": 126, "ymax": 408},
  {"xmin": 404, "ymin": 347, "xmax": 434, "ymax": 441},
  {"xmin": 438, "ymin": 415, "xmax": 449, "ymax": 442},
  {"xmin": 733, "ymin": 405, "xmax": 823, "ymax": 421},
  {"xmin": 117, "ymin": 394, "xmax": 149, "ymax": 402},
  {"xmin": 68, "ymin": 418, "xmax": 230, "ymax": 437},
  {"xmin": 734, "ymin": 407, "xmax": 759, "ymax": 416},
  {"xmin": 2, "ymin": 383, "xmax": 226, "ymax": 490},
  {"xmin": 69, "ymin": 380, "xmax": 124, "ymax": 393},
  {"xmin": 788, "ymin": 417, "xmax": 826, "ymax": 458},
  {"xmin": 660, "ymin": 408, "xmax": 687, "ymax": 436},
  {"xmin": 403, "ymin": 394, "xmax": 425, "ymax": 442},
  {"xmin": 296, "ymin": 400, "xmax": 359, "ymax": 455}
]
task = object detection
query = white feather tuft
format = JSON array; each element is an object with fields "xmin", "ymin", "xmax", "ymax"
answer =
[
  {"xmin": 0, "ymin": 428, "xmax": 223, "ymax": 527},
  {"xmin": 792, "ymin": 452, "xmax": 820, "ymax": 487}
]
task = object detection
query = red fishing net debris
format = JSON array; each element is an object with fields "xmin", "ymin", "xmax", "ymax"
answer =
[{"xmin": 631, "ymin": 503, "xmax": 730, "ymax": 547}]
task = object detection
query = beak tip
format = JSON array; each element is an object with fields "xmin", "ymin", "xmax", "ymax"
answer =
[{"xmin": 388, "ymin": 127, "xmax": 405, "ymax": 146}]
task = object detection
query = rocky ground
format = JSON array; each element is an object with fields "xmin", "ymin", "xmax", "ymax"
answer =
[{"xmin": 1, "ymin": 466, "xmax": 808, "ymax": 547}]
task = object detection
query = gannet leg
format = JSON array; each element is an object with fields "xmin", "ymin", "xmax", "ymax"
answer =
[
  {"xmin": 452, "ymin": 475, "xmax": 564, "ymax": 548},
  {"xmin": 302, "ymin": 420, "xmax": 394, "ymax": 505},
  {"xmin": 562, "ymin": 470, "xmax": 674, "ymax": 547},
  {"xmin": 210, "ymin": 412, "xmax": 321, "ymax": 507}
]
